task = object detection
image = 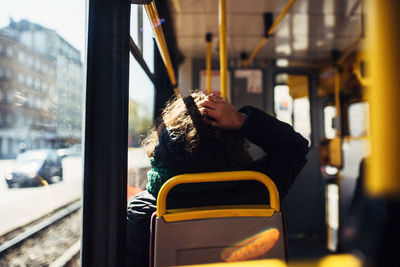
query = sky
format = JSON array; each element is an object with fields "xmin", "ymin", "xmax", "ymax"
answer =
[{"xmin": 0, "ymin": 0, "xmax": 86, "ymax": 57}]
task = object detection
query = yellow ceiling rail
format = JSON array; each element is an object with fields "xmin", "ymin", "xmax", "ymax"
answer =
[
  {"xmin": 268, "ymin": 0, "xmax": 297, "ymax": 35},
  {"xmin": 219, "ymin": 0, "xmax": 228, "ymax": 99},
  {"xmin": 243, "ymin": 0, "xmax": 297, "ymax": 67},
  {"xmin": 144, "ymin": 1, "xmax": 179, "ymax": 95},
  {"xmin": 337, "ymin": 38, "xmax": 363, "ymax": 66},
  {"xmin": 205, "ymin": 33, "xmax": 213, "ymax": 95}
]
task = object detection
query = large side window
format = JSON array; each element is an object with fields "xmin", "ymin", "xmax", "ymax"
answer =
[
  {"xmin": 0, "ymin": 1, "xmax": 86, "ymax": 265},
  {"xmin": 127, "ymin": 6, "xmax": 155, "ymax": 198},
  {"xmin": 274, "ymin": 74, "xmax": 311, "ymax": 144}
]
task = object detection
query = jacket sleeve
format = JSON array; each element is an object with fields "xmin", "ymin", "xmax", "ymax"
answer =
[{"xmin": 238, "ymin": 106, "xmax": 309, "ymax": 199}]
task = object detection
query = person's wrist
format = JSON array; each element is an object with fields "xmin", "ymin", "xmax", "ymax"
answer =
[{"xmin": 234, "ymin": 112, "xmax": 246, "ymax": 129}]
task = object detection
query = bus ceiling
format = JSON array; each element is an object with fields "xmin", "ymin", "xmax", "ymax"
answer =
[{"xmin": 167, "ymin": 0, "xmax": 363, "ymax": 64}]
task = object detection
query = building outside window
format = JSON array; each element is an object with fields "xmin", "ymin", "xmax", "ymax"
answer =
[
  {"xmin": 6, "ymin": 70, "xmax": 13, "ymax": 80},
  {"xmin": 34, "ymin": 78, "xmax": 40, "ymax": 90},
  {"xmin": 26, "ymin": 56, "xmax": 33, "ymax": 68},
  {"xmin": 18, "ymin": 51, "xmax": 25, "ymax": 64},
  {"xmin": 5, "ymin": 91, "xmax": 13, "ymax": 103},
  {"xmin": 34, "ymin": 59, "xmax": 41, "ymax": 72},
  {"xmin": 6, "ymin": 46, "xmax": 13, "ymax": 57},
  {"xmin": 26, "ymin": 75, "xmax": 33, "ymax": 87},
  {"xmin": 17, "ymin": 72, "xmax": 24, "ymax": 84}
]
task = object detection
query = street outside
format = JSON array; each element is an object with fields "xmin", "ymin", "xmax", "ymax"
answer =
[
  {"xmin": 0, "ymin": 148, "xmax": 150, "ymax": 236},
  {"xmin": 0, "ymin": 156, "xmax": 83, "ymax": 236}
]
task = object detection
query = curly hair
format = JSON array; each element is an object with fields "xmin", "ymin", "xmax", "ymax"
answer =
[{"xmin": 142, "ymin": 91, "xmax": 251, "ymax": 171}]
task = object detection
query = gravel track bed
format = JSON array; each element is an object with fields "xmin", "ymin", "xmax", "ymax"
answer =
[{"xmin": 0, "ymin": 209, "xmax": 81, "ymax": 267}]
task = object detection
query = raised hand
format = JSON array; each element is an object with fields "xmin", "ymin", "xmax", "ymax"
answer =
[{"xmin": 198, "ymin": 94, "xmax": 246, "ymax": 130}]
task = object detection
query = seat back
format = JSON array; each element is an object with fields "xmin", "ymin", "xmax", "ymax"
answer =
[{"xmin": 151, "ymin": 171, "xmax": 287, "ymax": 267}]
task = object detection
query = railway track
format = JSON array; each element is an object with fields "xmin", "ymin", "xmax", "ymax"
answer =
[{"xmin": 0, "ymin": 200, "xmax": 81, "ymax": 266}]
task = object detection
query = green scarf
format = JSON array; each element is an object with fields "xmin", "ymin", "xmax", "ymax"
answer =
[{"xmin": 146, "ymin": 157, "xmax": 179, "ymax": 197}]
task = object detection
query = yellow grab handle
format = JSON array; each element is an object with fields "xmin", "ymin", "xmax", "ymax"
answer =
[{"xmin": 156, "ymin": 170, "xmax": 280, "ymax": 218}]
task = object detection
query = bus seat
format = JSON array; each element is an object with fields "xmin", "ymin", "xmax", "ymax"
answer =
[{"xmin": 150, "ymin": 171, "xmax": 287, "ymax": 267}]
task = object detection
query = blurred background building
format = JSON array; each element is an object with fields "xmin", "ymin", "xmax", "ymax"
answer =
[{"xmin": 0, "ymin": 19, "xmax": 83, "ymax": 158}]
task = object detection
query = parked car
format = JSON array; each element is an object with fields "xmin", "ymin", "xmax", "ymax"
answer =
[
  {"xmin": 5, "ymin": 149, "xmax": 63, "ymax": 188},
  {"xmin": 57, "ymin": 144, "xmax": 82, "ymax": 158}
]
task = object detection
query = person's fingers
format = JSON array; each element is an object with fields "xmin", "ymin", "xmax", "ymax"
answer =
[
  {"xmin": 202, "ymin": 106, "xmax": 220, "ymax": 119},
  {"xmin": 199, "ymin": 99, "xmax": 218, "ymax": 110},
  {"xmin": 206, "ymin": 94, "xmax": 224, "ymax": 104},
  {"xmin": 199, "ymin": 107, "xmax": 208, "ymax": 116}
]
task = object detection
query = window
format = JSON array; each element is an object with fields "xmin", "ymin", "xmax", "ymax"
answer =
[
  {"xmin": 6, "ymin": 46, "xmax": 13, "ymax": 57},
  {"xmin": 6, "ymin": 113, "xmax": 13, "ymax": 125},
  {"xmin": 18, "ymin": 72, "xmax": 25, "ymax": 84},
  {"xmin": 42, "ymin": 82, "xmax": 48, "ymax": 92},
  {"xmin": 324, "ymin": 105, "xmax": 336, "ymax": 139},
  {"xmin": 34, "ymin": 78, "xmax": 41, "ymax": 90},
  {"xmin": 18, "ymin": 51, "xmax": 25, "ymax": 64},
  {"xmin": 6, "ymin": 91, "xmax": 13, "ymax": 103},
  {"xmin": 130, "ymin": 5, "xmax": 140, "ymax": 48},
  {"xmin": 142, "ymin": 6, "xmax": 154, "ymax": 72},
  {"xmin": 348, "ymin": 102, "xmax": 370, "ymax": 137},
  {"xmin": 26, "ymin": 75, "xmax": 33, "ymax": 87},
  {"xmin": 42, "ymin": 64, "xmax": 48, "ymax": 74},
  {"xmin": 1, "ymin": 1, "xmax": 86, "ymax": 265},
  {"xmin": 26, "ymin": 56, "xmax": 34, "ymax": 68},
  {"xmin": 34, "ymin": 59, "xmax": 42, "ymax": 72},
  {"xmin": 127, "ymin": 8, "xmax": 155, "ymax": 197},
  {"xmin": 28, "ymin": 95, "xmax": 34, "ymax": 107},
  {"xmin": 6, "ymin": 70, "xmax": 13, "ymax": 80},
  {"xmin": 274, "ymin": 74, "xmax": 311, "ymax": 144}
]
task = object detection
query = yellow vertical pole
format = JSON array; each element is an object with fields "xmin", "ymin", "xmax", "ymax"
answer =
[
  {"xmin": 205, "ymin": 33, "xmax": 212, "ymax": 95},
  {"xmin": 334, "ymin": 68, "xmax": 341, "ymax": 137},
  {"xmin": 367, "ymin": 0, "xmax": 400, "ymax": 198},
  {"xmin": 218, "ymin": 0, "xmax": 228, "ymax": 99}
]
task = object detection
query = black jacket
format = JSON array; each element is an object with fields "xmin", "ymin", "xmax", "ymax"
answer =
[{"xmin": 152, "ymin": 105, "xmax": 309, "ymax": 200}]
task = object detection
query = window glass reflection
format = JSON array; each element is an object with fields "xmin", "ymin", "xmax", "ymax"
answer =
[{"xmin": 0, "ymin": 0, "xmax": 85, "ymax": 265}]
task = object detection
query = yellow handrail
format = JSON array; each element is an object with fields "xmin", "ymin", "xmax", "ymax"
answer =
[
  {"xmin": 219, "ymin": 0, "xmax": 228, "ymax": 99},
  {"xmin": 156, "ymin": 171, "xmax": 280, "ymax": 218},
  {"xmin": 243, "ymin": 0, "xmax": 297, "ymax": 67},
  {"xmin": 144, "ymin": 2, "xmax": 179, "ymax": 95},
  {"xmin": 334, "ymin": 68, "xmax": 341, "ymax": 137},
  {"xmin": 244, "ymin": 38, "xmax": 268, "ymax": 67},
  {"xmin": 206, "ymin": 33, "xmax": 212, "ymax": 94},
  {"xmin": 267, "ymin": 0, "xmax": 297, "ymax": 35}
]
